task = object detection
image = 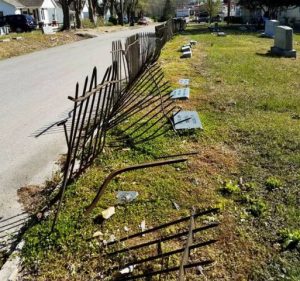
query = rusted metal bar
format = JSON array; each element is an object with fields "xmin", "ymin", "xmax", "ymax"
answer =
[
  {"xmin": 84, "ymin": 158, "xmax": 188, "ymax": 215},
  {"xmin": 117, "ymin": 240, "xmax": 217, "ymax": 270},
  {"xmin": 107, "ymin": 222, "xmax": 219, "ymax": 256},
  {"xmin": 107, "ymin": 208, "xmax": 219, "ymax": 246}
]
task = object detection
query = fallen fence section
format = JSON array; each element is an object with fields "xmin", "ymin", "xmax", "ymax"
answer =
[{"xmin": 105, "ymin": 208, "xmax": 219, "ymax": 280}]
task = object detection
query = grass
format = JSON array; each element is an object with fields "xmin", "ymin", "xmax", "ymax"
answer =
[
  {"xmin": 20, "ymin": 24, "xmax": 300, "ymax": 280},
  {"xmin": 0, "ymin": 30, "xmax": 83, "ymax": 60}
]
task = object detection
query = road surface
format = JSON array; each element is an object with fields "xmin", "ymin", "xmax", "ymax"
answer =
[{"xmin": 0, "ymin": 25, "xmax": 156, "ymax": 248}]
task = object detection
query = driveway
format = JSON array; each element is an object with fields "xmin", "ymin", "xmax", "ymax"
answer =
[{"xmin": 0, "ymin": 25, "xmax": 156, "ymax": 248}]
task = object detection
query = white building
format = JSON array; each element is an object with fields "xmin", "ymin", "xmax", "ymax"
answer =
[{"xmin": 0, "ymin": 0, "xmax": 78, "ymax": 24}]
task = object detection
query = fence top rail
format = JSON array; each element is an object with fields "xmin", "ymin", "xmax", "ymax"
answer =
[{"xmin": 68, "ymin": 79, "xmax": 122, "ymax": 102}]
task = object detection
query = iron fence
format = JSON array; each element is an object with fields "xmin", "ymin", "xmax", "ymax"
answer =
[
  {"xmin": 52, "ymin": 19, "xmax": 185, "ymax": 229},
  {"xmin": 104, "ymin": 208, "xmax": 219, "ymax": 280}
]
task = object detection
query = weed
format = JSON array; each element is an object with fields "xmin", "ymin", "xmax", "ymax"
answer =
[
  {"xmin": 279, "ymin": 229, "xmax": 300, "ymax": 249},
  {"xmin": 265, "ymin": 176, "xmax": 282, "ymax": 191},
  {"xmin": 219, "ymin": 180, "xmax": 240, "ymax": 195},
  {"xmin": 248, "ymin": 199, "xmax": 268, "ymax": 217}
]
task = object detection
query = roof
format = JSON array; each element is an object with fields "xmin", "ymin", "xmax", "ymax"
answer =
[
  {"xmin": 18, "ymin": 0, "xmax": 44, "ymax": 7},
  {"xmin": 2, "ymin": 0, "xmax": 25, "ymax": 8}
]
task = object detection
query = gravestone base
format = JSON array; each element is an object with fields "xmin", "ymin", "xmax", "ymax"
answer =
[{"xmin": 270, "ymin": 46, "xmax": 297, "ymax": 58}]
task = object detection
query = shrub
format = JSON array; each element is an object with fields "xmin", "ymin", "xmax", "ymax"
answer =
[{"xmin": 109, "ymin": 17, "xmax": 118, "ymax": 25}]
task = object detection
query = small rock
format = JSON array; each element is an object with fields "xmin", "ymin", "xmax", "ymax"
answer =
[
  {"xmin": 0, "ymin": 38, "xmax": 10, "ymax": 42},
  {"xmin": 93, "ymin": 231, "xmax": 103, "ymax": 238},
  {"xmin": 101, "ymin": 206, "xmax": 115, "ymax": 219},
  {"xmin": 191, "ymin": 178, "xmax": 200, "ymax": 186},
  {"xmin": 108, "ymin": 234, "xmax": 116, "ymax": 243},
  {"xmin": 273, "ymin": 243, "xmax": 281, "ymax": 250},
  {"xmin": 120, "ymin": 265, "xmax": 135, "ymax": 274},
  {"xmin": 124, "ymin": 226, "xmax": 129, "ymax": 232},
  {"xmin": 227, "ymin": 100, "xmax": 237, "ymax": 106},
  {"xmin": 12, "ymin": 36, "xmax": 23, "ymax": 40},
  {"xmin": 172, "ymin": 201, "xmax": 180, "ymax": 210},
  {"xmin": 190, "ymin": 40, "xmax": 197, "ymax": 45}
]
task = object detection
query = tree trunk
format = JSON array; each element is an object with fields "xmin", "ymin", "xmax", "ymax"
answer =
[
  {"xmin": 227, "ymin": 0, "xmax": 231, "ymax": 25},
  {"xmin": 88, "ymin": 0, "xmax": 96, "ymax": 24},
  {"xmin": 75, "ymin": 8, "xmax": 81, "ymax": 28},
  {"xmin": 61, "ymin": 1, "xmax": 71, "ymax": 30}
]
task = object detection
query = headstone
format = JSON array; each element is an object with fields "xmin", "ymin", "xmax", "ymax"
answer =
[
  {"xmin": 173, "ymin": 111, "xmax": 203, "ymax": 130},
  {"xmin": 117, "ymin": 191, "xmax": 138, "ymax": 203},
  {"xmin": 270, "ymin": 26, "xmax": 296, "ymax": 58},
  {"xmin": 42, "ymin": 25, "xmax": 55, "ymax": 35},
  {"xmin": 170, "ymin": 88, "xmax": 190, "ymax": 100},
  {"xmin": 179, "ymin": 79, "xmax": 190, "ymax": 86},
  {"xmin": 217, "ymin": 32, "xmax": 226, "ymax": 37},
  {"xmin": 181, "ymin": 45, "xmax": 191, "ymax": 52},
  {"xmin": 0, "ymin": 38, "xmax": 10, "ymax": 42},
  {"xmin": 263, "ymin": 20, "xmax": 279, "ymax": 38},
  {"xmin": 181, "ymin": 50, "xmax": 192, "ymax": 58}
]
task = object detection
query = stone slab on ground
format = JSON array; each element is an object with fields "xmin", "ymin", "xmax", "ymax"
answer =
[{"xmin": 173, "ymin": 111, "xmax": 203, "ymax": 130}]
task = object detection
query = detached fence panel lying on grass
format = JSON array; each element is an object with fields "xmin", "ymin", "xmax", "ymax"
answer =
[{"xmin": 105, "ymin": 208, "xmax": 219, "ymax": 280}]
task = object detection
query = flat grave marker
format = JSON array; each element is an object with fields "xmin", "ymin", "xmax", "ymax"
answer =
[{"xmin": 173, "ymin": 111, "xmax": 203, "ymax": 130}]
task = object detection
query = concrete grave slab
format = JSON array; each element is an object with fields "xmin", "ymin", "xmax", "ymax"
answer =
[
  {"xmin": 170, "ymin": 88, "xmax": 190, "ymax": 100},
  {"xmin": 179, "ymin": 79, "xmax": 190, "ymax": 86},
  {"xmin": 173, "ymin": 111, "xmax": 203, "ymax": 130}
]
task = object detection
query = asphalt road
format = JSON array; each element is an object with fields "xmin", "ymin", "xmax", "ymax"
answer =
[{"xmin": 0, "ymin": 25, "xmax": 156, "ymax": 245}]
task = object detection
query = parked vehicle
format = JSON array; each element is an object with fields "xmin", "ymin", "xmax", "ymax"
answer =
[
  {"xmin": 0, "ymin": 15, "xmax": 37, "ymax": 32},
  {"xmin": 138, "ymin": 18, "xmax": 148, "ymax": 25}
]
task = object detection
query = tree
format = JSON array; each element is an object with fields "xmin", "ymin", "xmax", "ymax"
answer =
[
  {"xmin": 162, "ymin": 0, "xmax": 174, "ymax": 21},
  {"xmin": 59, "ymin": 0, "xmax": 73, "ymax": 30},
  {"xmin": 238, "ymin": 0, "xmax": 300, "ymax": 18},
  {"xmin": 204, "ymin": 0, "xmax": 221, "ymax": 22},
  {"xmin": 74, "ymin": 0, "xmax": 85, "ymax": 28}
]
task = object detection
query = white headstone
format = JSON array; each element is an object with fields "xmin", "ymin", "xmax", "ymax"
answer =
[
  {"xmin": 264, "ymin": 20, "xmax": 279, "ymax": 37},
  {"xmin": 181, "ymin": 50, "xmax": 192, "ymax": 58}
]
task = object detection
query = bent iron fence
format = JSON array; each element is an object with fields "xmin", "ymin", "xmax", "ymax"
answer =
[
  {"xmin": 52, "ymin": 19, "xmax": 186, "ymax": 229},
  {"xmin": 104, "ymin": 208, "xmax": 219, "ymax": 280}
]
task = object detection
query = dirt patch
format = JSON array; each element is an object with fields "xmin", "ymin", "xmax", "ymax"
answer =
[{"xmin": 17, "ymin": 185, "xmax": 45, "ymax": 214}]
